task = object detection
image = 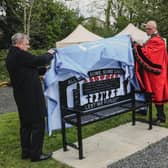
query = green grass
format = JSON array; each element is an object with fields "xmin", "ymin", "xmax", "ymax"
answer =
[
  {"xmin": 0, "ymin": 106, "xmax": 167, "ymax": 168},
  {"xmin": 0, "ymin": 112, "xmax": 69, "ymax": 168}
]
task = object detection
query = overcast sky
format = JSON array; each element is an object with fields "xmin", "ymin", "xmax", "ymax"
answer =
[{"xmin": 58, "ymin": 0, "xmax": 107, "ymax": 21}]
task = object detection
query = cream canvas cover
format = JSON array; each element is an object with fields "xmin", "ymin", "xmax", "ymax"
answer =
[
  {"xmin": 116, "ymin": 23, "xmax": 148, "ymax": 45},
  {"xmin": 56, "ymin": 24, "xmax": 103, "ymax": 48}
]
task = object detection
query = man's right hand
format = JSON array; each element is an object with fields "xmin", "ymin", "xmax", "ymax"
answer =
[{"xmin": 47, "ymin": 49, "xmax": 55, "ymax": 55}]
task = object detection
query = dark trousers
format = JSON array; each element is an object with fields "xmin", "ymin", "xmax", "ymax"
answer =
[
  {"xmin": 20, "ymin": 118, "xmax": 45, "ymax": 159},
  {"xmin": 155, "ymin": 104, "xmax": 166, "ymax": 121}
]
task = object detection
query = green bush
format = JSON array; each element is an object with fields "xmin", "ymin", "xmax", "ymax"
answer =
[
  {"xmin": 0, "ymin": 50, "xmax": 8, "ymax": 81},
  {"xmin": 0, "ymin": 49, "xmax": 7, "ymax": 60},
  {"xmin": 31, "ymin": 49, "xmax": 47, "ymax": 55},
  {"xmin": 0, "ymin": 60, "xmax": 9, "ymax": 81}
]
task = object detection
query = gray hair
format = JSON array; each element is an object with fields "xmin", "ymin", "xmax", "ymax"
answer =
[
  {"xmin": 11, "ymin": 33, "xmax": 29, "ymax": 45},
  {"xmin": 146, "ymin": 20, "xmax": 157, "ymax": 29}
]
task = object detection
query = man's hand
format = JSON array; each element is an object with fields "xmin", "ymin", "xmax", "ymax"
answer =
[{"xmin": 47, "ymin": 49, "xmax": 55, "ymax": 55}]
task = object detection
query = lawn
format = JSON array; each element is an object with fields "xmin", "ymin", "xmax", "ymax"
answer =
[{"xmin": 0, "ymin": 106, "xmax": 167, "ymax": 168}]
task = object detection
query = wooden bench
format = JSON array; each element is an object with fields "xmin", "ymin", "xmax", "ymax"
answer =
[{"xmin": 59, "ymin": 68, "xmax": 152, "ymax": 159}]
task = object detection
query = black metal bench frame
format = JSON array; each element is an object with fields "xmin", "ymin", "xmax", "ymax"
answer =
[{"xmin": 59, "ymin": 68, "xmax": 152, "ymax": 159}]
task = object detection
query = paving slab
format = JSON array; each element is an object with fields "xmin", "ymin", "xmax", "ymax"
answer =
[{"xmin": 52, "ymin": 122, "xmax": 168, "ymax": 168}]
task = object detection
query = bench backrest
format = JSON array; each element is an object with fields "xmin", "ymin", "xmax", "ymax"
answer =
[{"xmin": 59, "ymin": 68, "xmax": 135, "ymax": 116}]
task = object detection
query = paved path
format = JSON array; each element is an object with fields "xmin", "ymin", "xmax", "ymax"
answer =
[
  {"xmin": 52, "ymin": 122, "xmax": 168, "ymax": 168},
  {"xmin": 0, "ymin": 86, "xmax": 17, "ymax": 114}
]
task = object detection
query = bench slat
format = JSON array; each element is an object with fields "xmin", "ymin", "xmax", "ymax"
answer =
[{"xmin": 64, "ymin": 100, "xmax": 147, "ymax": 126}]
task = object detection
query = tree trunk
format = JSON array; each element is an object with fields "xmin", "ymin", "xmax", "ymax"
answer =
[
  {"xmin": 105, "ymin": 0, "xmax": 112, "ymax": 28},
  {"xmin": 24, "ymin": 6, "xmax": 27, "ymax": 34},
  {"xmin": 27, "ymin": 0, "xmax": 34, "ymax": 37}
]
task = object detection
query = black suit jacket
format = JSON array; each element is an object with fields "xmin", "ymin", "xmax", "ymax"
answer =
[{"xmin": 6, "ymin": 46, "xmax": 53, "ymax": 122}]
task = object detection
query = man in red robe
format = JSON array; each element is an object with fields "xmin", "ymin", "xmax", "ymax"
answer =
[{"xmin": 133, "ymin": 20, "xmax": 168, "ymax": 124}]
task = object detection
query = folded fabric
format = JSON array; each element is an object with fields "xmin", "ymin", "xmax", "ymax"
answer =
[{"xmin": 44, "ymin": 35, "xmax": 140, "ymax": 135}]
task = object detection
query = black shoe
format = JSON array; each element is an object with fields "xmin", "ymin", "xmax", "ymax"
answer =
[
  {"xmin": 31, "ymin": 153, "xmax": 52, "ymax": 162},
  {"xmin": 153, "ymin": 118, "xmax": 166, "ymax": 125}
]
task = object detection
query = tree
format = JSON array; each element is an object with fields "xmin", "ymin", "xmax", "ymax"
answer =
[
  {"xmin": 0, "ymin": 0, "xmax": 36, "ymax": 48},
  {"xmin": 104, "ymin": 0, "xmax": 168, "ymax": 41},
  {"xmin": 21, "ymin": 0, "xmax": 34, "ymax": 37},
  {"xmin": 105, "ymin": 0, "xmax": 131, "ymax": 32},
  {"xmin": 0, "ymin": 0, "xmax": 81, "ymax": 49},
  {"xmin": 122, "ymin": 0, "xmax": 168, "ymax": 40},
  {"xmin": 29, "ymin": 0, "xmax": 80, "ymax": 48},
  {"xmin": 0, "ymin": 0, "xmax": 23, "ymax": 48}
]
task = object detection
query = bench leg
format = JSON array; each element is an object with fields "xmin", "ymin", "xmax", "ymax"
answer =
[
  {"xmin": 61, "ymin": 118, "xmax": 68, "ymax": 151},
  {"xmin": 77, "ymin": 113, "xmax": 83, "ymax": 159},
  {"xmin": 132, "ymin": 110, "xmax": 136, "ymax": 125},
  {"xmin": 148, "ymin": 104, "xmax": 152, "ymax": 130}
]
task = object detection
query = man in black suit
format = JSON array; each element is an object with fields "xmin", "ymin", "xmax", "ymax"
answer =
[{"xmin": 6, "ymin": 33, "xmax": 54, "ymax": 162}]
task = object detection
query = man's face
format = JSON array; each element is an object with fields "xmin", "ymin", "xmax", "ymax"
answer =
[
  {"xmin": 17, "ymin": 39, "xmax": 30, "ymax": 51},
  {"xmin": 145, "ymin": 24, "xmax": 155, "ymax": 36}
]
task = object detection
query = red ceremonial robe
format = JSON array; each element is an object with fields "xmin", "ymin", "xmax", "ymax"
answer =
[{"xmin": 134, "ymin": 34, "xmax": 168, "ymax": 104}]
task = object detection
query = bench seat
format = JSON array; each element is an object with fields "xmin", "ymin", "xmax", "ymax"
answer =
[{"xmin": 64, "ymin": 100, "xmax": 147, "ymax": 126}]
